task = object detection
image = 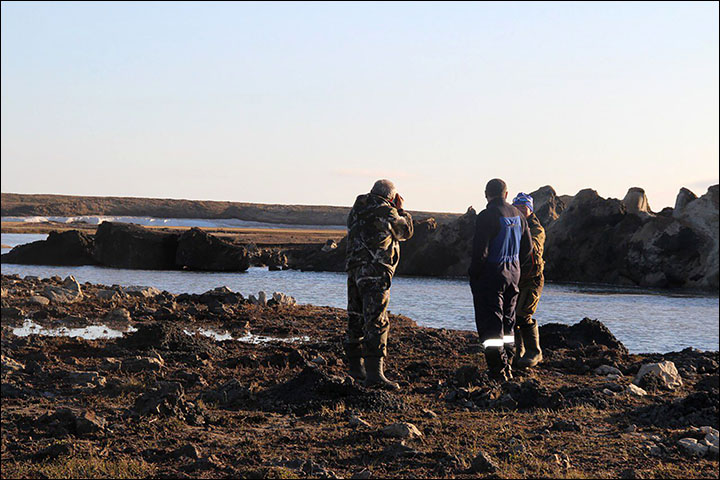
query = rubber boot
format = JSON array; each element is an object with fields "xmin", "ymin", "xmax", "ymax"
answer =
[
  {"xmin": 517, "ymin": 323, "xmax": 543, "ymax": 368},
  {"xmin": 485, "ymin": 347, "xmax": 513, "ymax": 383},
  {"xmin": 348, "ymin": 356, "xmax": 366, "ymax": 381},
  {"xmin": 512, "ymin": 326, "xmax": 525, "ymax": 369},
  {"xmin": 363, "ymin": 356, "xmax": 399, "ymax": 390}
]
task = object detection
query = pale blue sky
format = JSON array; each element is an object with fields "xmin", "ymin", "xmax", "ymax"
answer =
[{"xmin": 1, "ymin": 1, "xmax": 718, "ymax": 212}]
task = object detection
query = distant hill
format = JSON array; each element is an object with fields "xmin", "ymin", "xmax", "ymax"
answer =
[{"xmin": 0, "ymin": 193, "xmax": 461, "ymax": 226}]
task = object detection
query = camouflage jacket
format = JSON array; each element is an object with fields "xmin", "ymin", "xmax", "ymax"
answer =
[
  {"xmin": 521, "ymin": 213, "xmax": 545, "ymax": 279},
  {"xmin": 346, "ymin": 193, "xmax": 414, "ymax": 275}
]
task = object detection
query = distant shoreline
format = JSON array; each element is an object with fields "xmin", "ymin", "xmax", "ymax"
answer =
[{"xmin": 1, "ymin": 193, "xmax": 461, "ymax": 226}]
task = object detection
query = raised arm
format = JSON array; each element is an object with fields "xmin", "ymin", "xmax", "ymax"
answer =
[{"xmin": 389, "ymin": 208, "xmax": 414, "ymax": 241}]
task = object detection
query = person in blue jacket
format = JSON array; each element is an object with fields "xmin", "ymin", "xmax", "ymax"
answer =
[{"xmin": 468, "ymin": 178, "xmax": 533, "ymax": 382}]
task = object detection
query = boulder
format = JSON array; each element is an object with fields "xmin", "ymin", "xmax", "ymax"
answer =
[
  {"xmin": 470, "ymin": 450, "xmax": 499, "ymax": 473},
  {"xmin": 530, "ymin": 185, "xmax": 567, "ymax": 227},
  {"xmin": 40, "ymin": 408, "xmax": 106, "ymax": 436},
  {"xmin": 41, "ymin": 276, "xmax": 83, "ymax": 304},
  {"xmin": 633, "ymin": 361, "xmax": 683, "ymax": 390},
  {"xmin": 93, "ymin": 221, "xmax": 178, "ymax": 269},
  {"xmin": 175, "ymin": 227, "xmax": 249, "ymax": 271},
  {"xmin": 625, "ymin": 384, "xmax": 647, "ymax": 397},
  {"xmin": 595, "ymin": 365, "xmax": 623, "ymax": 376},
  {"xmin": 622, "ymin": 187, "xmax": 653, "ymax": 216},
  {"xmin": 678, "ymin": 438, "xmax": 708, "ymax": 457},
  {"xmin": 122, "ymin": 285, "xmax": 161, "ymax": 298},
  {"xmin": 670, "ymin": 185, "xmax": 719, "ymax": 289},
  {"xmin": 104, "ymin": 308, "xmax": 131, "ymax": 323},
  {"xmin": 121, "ymin": 355, "xmax": 165, "ymax": 373},
  {"xmin": 673, "ymin": 187, "xmax": 698, "ymax": 212},
  {"xmin": 0, "ymin": 230, "xmax": 95, "ymax": 266},
  {"xmin": 271, "ymin": 292, "xmax": 296, "ymax": 306},
  {"xmin": 29, "ymin": 295, "xmax": 51, "ymax": 306},
  {"xmin": 321, "ymin": 240, "xmax": 338, "ymax": 252},
  {"xmin": 382, "ymin": 422, "xmax": 423, "ymax": 439}
]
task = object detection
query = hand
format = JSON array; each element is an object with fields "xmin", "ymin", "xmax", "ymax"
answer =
[{"xmin": 394, "ymin": 193, "xmax": 404, "ymax": 210}]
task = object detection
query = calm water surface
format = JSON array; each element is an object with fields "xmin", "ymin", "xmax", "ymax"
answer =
[{"xmin": 3, "ymin": 233, "xmax": 718, "ymax": 353}]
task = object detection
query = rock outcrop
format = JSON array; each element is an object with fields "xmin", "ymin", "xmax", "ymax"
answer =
[
  {"xmin": 1, "ymin": 230, "xmax": 96, "ymax": 266},
  {"xmin": 2, "ymin": 222, "xmax": 250, "ymax": 273},
  {"xmin": 622, "ymin": 187, "xmax": 653, "ymax": 216},
  {"xmin": 530, "ymin": 185, "xmax": 567, "ymax": 227},
  {"xmin": 545, "ymin": 185, "xmax": 719, "ymax": 289},
  {"xmin": 93, "ymin": 222, "xmax": 178, "ymax": 270},
  {"xmin": 176, "ymin": 228, "xmax": 249, "ymax": 271}
]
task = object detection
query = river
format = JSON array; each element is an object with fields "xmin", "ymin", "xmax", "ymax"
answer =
[{"xmin": 2, "ymin": 233, "xmax": 718, "ymax": 354}]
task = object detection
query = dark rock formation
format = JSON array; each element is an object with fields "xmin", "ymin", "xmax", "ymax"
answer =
[
  {"xmin": 1, "ymin": 230, "xmax": 95, "ymax": 266},
  {"xmin": 622, "ymin": 187, "xmax": 653, "ymax": 216},
  {"xmin": 544, "ymin": 189, "xmax": 635, "ymax": 284},
  {"xmin": 93, "ymin": 222, "xmax": 178, "ymax": 269},
  {"xmin": 287, "ymin": 237, "xmax": 347, "ymax": 273},
  {"xmin": 530, "ymin": 185, "xmax": 567, "ymax": 227},
  {"xmin": 176, "ymin": 227, "xmax": 249, "ymax": 271},
  {"xmin": 544, "ymin": 185, "xmax": 719, "ymax": 289},
  {"xmin": 398, "ymin": 208, "xmax": 476, "ymax": 276}
]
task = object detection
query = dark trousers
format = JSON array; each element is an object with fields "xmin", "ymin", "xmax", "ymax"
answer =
[{"xmin": 470, "ymin": 263, "xmax": 520, "ymax": 370}]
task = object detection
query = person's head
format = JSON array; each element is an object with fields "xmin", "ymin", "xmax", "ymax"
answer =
[
  {"xmin": 512, "ymin": 192, "xmax": 534, "ymax": 218},
  {"xmin": 371, "ymin": 179, "xmax": 397, "ymax": 201},
  {"xmin": 485, "ymin": 178, "xmax": 508, "ymax": 202}
]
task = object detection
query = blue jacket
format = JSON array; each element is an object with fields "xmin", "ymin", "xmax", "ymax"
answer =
[{"xmin": 468, "ymin": 197, "xmax": 532, "ymax": 282}]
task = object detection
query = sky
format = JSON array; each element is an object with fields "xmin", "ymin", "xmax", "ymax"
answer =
[{"xmin": 1, "ymin": 1, "xmax": 718, "ymax": 213}]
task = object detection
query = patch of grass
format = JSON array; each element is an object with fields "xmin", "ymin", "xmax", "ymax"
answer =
[
  {"xmin": 3, "ymin": 455, "xmax": 155, "ymax": 479},
  {"xmin": 319, "ymin": 401, "xmax": 346, "ymax": 418}
]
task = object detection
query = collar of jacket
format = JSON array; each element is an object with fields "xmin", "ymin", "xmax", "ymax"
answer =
[{"xmin": 369, "ymin": 193, "xmax": 393, "ymax": 206}]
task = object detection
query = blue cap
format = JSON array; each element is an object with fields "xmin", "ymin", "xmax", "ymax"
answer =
[{"xmin": 512, "ymin": 192, "xmax": 534, "ymax": 213}]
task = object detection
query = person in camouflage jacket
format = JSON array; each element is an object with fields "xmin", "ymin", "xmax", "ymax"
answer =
[
  {"xmin": 345, "ymin": 179, "xmax": 413, "ymax": 390},
  {"xmin": 512, "ymin": 192, "xmax": 545, "ymax": 368}
]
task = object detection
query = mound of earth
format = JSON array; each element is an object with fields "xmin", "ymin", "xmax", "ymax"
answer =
[
  {"xmin": 539, "ymin": 318, "xmax": 628, "ymax": 354},
  {"xmin": 630, "ymin": 391, "xmax": 719, "ymax": 429},
  {"xmin": 259, "ymin": 366, "xmax": 405, "ymax": 416},
  {"xmin": 118, "ymin": 322, "xmax": 220, "ymax": 355}
]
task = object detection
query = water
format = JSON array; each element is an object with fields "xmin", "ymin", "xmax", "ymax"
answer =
[
  {"xmin": 12, "ymin": 319, "xmax": 137, "ymax": 340},
  {"xmin": 1, "ymin": 216, "xmax": 343, "ymax": 230},
  {"xmin": 2, "ymin": 233, "xmax": 49, "ymax": 252},
  {"xmin": 2, "ymin": 234, "xmax": 718, "ymax": 353},
  {"xmin": 11, "ymin": 320, "xmax": 310, "ymax": 344}
]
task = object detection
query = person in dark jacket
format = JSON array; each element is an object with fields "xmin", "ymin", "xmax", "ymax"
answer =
[
  {"xmin": 468, "ymin": 178, "xmax": 532, "ymax": 382},
  {"xmin": 512, "ymin": 192, "xmax": 545, "ymax": 368},
  {"xmin": 345, "ymin": 179, "xmax": 414, "ymax": 390}
]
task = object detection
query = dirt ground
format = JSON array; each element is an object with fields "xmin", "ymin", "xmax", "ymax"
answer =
[{"xmin": 1, "ymin": 274, "xmax": 718, "ymax": 479}]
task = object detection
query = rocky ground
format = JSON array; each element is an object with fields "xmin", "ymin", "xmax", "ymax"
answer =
[{"xmin": 1, "ymin": 274, "xmax": 718, "ymax": 479}]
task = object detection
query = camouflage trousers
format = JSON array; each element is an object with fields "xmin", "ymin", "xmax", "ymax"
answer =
[
  {"xmin": 344, "ymin": 264, "xmax": 392, "ymax": 359},
  {"xmin": 516, "ymin": 274, "xmax": 544, "ymax": 327}
]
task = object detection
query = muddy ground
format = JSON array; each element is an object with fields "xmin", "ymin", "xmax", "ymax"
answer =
[{"xmin": 1, "ymin": 274, "xmax": 718, "ymax": 479}]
